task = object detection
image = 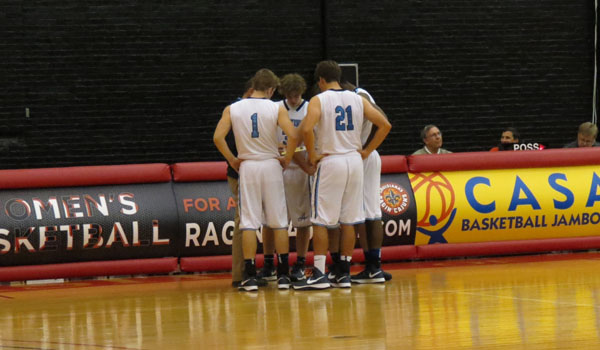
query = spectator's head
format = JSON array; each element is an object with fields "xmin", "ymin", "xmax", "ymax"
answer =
[
  {"xmin": 252, "ymin": 69, "xmax": 280, "ymax": 97},
  {"xmin": 421, "ymin": 125, "xmax": 443, "ymax": 152},
  {"xmin": 278, "ymin": 73, "xmax": 307, "ymax": 108},
  {"xmin": 576, "ymin": 122, "xmax": 598, "ymax": 147},
  {"xmin": 501, "ymin": 127, "xmax": 520, "ymax": 144}
]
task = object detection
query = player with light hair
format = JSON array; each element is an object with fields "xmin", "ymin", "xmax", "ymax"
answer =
[
  {"xmin": 258, "ymin": 73, "xmax": 313, "ymax": 283},
  {"xmin": 214, "ymin": 68, "xmax": 298, "ymax": 291}
]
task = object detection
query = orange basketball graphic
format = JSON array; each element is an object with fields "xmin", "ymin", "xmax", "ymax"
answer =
[{"xmin": 409, "ymin": 172, "xmax": 457, "ymax": 243}]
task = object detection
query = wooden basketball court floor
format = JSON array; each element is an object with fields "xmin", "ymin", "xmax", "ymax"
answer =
[{"xmin": 1, "ymin": 252, "xmax": 600, "ymax": 350}]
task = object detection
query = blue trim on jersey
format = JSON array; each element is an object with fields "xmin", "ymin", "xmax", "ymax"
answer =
[
  {"xmin": 295, "ymin": 224, "xmax": 312, "ymax": 229},
  {"xmin": 364, "ymin": 217, "xmax": 383, "ymax": 221},
  {"xmin": 296, "ymin": 100, "xmax": 307, "ymax": 111},
  {"xmin": 238, "ymin": 186, "xmax": 243, "ymax": 219},
  {"xmin": 327, "ymin": 89, "xmax": 345, "ymax": 92},
  {"xmin": 266, "ymin": 226, "xmax": 289, "ymax": 230},
  {"xmin": 340, "ymin": 220, "xmax": 366, "ymax": 225},
  {"xmin": 283, "ymin": 99, "xmax": 306, "ymax": 111},
  {"xmin": 240, "ymin": 228, "xmax": 259, "ymax": 231},
  {"xmin": 312, "ymin": 165, "xmax": 322, "ymax": 219},
  {"xmin": 311, "ymin": 222, "xmax": 340, "ymax": 229},
  {"xmin": 247, "ymin": 97, "xmax": 268, "ymax": 99}
]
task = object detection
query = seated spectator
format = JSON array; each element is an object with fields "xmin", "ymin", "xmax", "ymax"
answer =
[
  {"xmin": 563, "ymin": 122, "xmax": 599, "ymax": 148},
  {"xmin": 490, "ymin": 127, "xmax": 520, "ymax": 151},
  {"xmin": 412, "ymin": 125, "xmax": 452, "ymax": 155}
]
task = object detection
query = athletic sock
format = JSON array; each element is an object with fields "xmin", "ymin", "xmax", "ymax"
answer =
[
  {"xmin": 314, "ymin": 255, "xmax": 326, "ymax": 274},
  {"xmin": 296, "ymin": 256, "xmax": 306, "ymax": 266},
  {"xmin": 331, "ymin": 252, "xmax": 341, "ymax": 264},
  {"xmin": 244, "ymin": 259, "xmax": 256, "ymax": 276},
  {"xmin": 363, "ymin": 249, "xmax": 373, "ymax": 265},
  {"xmin": 369, "ymin": 248, "xmax": 381, "ymax": 268},
  {"xmin": 277, "ymin": 253, "xmax": 289, "ymax": 275},
  {"xmin": 264, "ymin": 254, "xmax": 275, "ymax": 268},
  {"xmin": 340, "ymin": 256, "xmax": 352, "ymax": 274}
]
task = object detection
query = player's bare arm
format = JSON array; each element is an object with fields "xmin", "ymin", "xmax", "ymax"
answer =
[
  {"xmin": 292, "ymin": 150, "xmax": 315, "ymax": 175},
  {"xmin": 277, "ymin": 106, "xmax": 298, "ymax": 169},
  {"xmin": 213, "ymin": 106, "xmax": 242, "ymax": 171},
  {"xmin": 360, "ymin": 99, "xmax": 391, "ymax": 159},
  {"xmin": 301, "ymin": 96, "xmax": 323, "ymax": 166},
  {"xmin": 358, "ymin": 94, "xmax": 389, "ymax": 148}
]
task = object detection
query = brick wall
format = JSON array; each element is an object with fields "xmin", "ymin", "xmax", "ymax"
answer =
[
  {"xmin": 0, "ymin": 0, "xmax": 595, "ymax": 168},
  {"xmin": 326, "ymin": 0, "xmax": 595, "ymax": 153}
]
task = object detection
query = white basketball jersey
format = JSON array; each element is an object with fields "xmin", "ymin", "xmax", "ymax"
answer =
[
  {"xmin": 316, "ymin": 89, "xmax": 364, "ymax": 155},
  {"xmin": 355, "ymin": 87, "xmax": 376, "ymax": 146},
  {"xmin": 276, "ymin": 99, "xmax": 308, "ymax": 144},
  {"xmin": 230, "ymin": 98, "xmax": 280, "ymax": 160}
]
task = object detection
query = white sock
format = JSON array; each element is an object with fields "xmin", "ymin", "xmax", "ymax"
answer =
[{"xmin": 314, "ymin": 255, "xmax": 326, "ymax": 274}]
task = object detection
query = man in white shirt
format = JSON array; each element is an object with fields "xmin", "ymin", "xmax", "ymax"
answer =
[{"xmin": 412, "ymin": 125, "xmax": 452, "ymax": 155}]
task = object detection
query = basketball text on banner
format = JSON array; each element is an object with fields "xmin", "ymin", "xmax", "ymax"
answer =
[
  {"xmin": 410, "ymin": 166, "xmax": 600, "ymax": 245},
  {"xmin": 0, "ymin": 183, "xmax": 178, "ymax": 266}
]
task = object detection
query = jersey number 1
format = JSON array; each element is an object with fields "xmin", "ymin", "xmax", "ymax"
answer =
[
  {"xmin": 335, "ymin": 105, "xmax": 354, "ymax": 131},
  {"xmin": 250, "ymin": 113, "xmax": 259, "ymax": 138}
]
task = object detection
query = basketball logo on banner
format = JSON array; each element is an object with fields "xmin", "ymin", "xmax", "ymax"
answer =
[{"xmin": 410, "ymin": 172, "xmax": 457, "ymax": 244}]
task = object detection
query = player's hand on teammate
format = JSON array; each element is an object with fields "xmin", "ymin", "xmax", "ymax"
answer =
[
  {"xmin": 309, "ymin": 152, "xmax": 325, "ymax": 166},
  {"xmin": 278, "ymin": 156, "xmax": 291, "ymax": 169}
]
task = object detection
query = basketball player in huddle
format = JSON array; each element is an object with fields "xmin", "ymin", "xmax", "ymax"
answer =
[
  {"xmin": 277, "ymin": 73, "xmax": 314, "ymax": 281},
  {"xmin": 214, "ymin": 68, "xmax": 298, "ymax": 291},
  {"xmin": 294, "ymin": 60, "xmax": 391, "ymax": 290},
  {"xmin": 257, "ymin": 73, "xmax": 313, "ymax": 283},
  {"xmin": 346, "ymin": 82, "xmax": 392, "ymax": 283}
]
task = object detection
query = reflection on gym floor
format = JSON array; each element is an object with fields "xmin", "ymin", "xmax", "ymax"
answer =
[{"xmin": 0, "ymin": 252, "xmax": 599, "ymax": 349}]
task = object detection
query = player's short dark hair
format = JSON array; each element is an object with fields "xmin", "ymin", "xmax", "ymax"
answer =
[
  {"xmin": 252, "ymin": 69, "xmax": 280, "ymax": 91},
  {"xmin": 243, "ymin": 78, "xmax": 253, "ymax": 95},
  {"xmin": 278, "ymin": 73, "xmax": 307, "ymax": 97},
  {"xmin": 314, "ymin": 60, "xmax": 341, "ymax": 83}
]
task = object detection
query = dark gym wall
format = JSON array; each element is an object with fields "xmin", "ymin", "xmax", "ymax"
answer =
[
  {"xmin": 0, "ymin": 0, "xmax": 595, "ymax": 169},
  {"xmin": 325, "ymin": 0, "xmax": 595, "ymax": 153}
]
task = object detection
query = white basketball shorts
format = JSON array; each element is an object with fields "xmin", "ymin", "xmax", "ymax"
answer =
[
  {"xmin": 363, "ymin": 150, "xmax": 382, "ymax": 220},
  {"xmin": 283, "ymin": 165, "xmax": 311, "ymax": 228},
  {"xmin": 311, "ymin": 152, "xmax": 364, "ymax": 227},
  {"xmin": 238, "ymin": 159, "xmax": 288, "ymax": 230}
]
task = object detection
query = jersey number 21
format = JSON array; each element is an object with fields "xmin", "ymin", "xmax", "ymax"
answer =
[{"xmin": 335, "ymin": 105, "xmax": 354, "ymax": 131}]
